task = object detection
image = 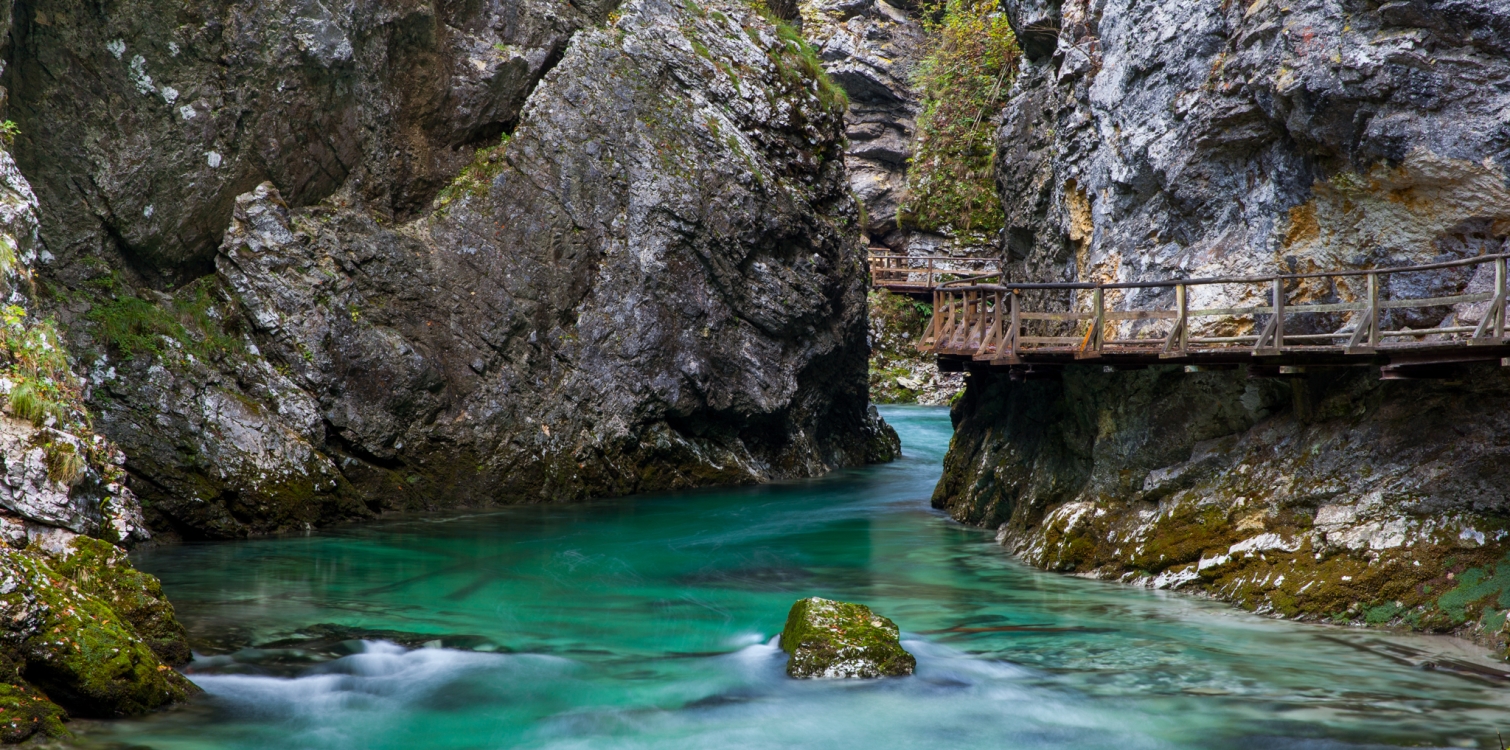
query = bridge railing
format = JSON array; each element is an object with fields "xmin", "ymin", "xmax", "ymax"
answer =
[
  {"xmin": 868, "ymin": 253, "xmax": 1001, "ymax": 291},
  {"xmin": 918, "ymin": 253, "xmax": 1509, "ymax": 362}
]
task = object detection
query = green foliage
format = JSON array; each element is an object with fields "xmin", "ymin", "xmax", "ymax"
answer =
[
  {"xmin": 0, "ymin": 120, "xmax": 19, "ymax": 147},
  {"xmin": 903, "ymin": 0, "xmax": 1019, "ymax": 235},
  {"xmin": 434, "ymin": 132, "xmax": 513, "ymax": 211},
  {"xmin": 85, "ymin": 275, "xmax": 240, "ymax": 361},
  {"xmin": 43, "ymin": 440, "xmax": 84, "ymax": 486},
  {"xmin": 745, "ymin": 0, "xmax": 849, "ymax": 115},
  {"xmin": 0, "ymin": 306, "xmax": 83, "ymax": 429}
]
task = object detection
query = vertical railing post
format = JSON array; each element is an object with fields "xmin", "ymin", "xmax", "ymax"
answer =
[
  {"xmin": 1346, "ymin": 271, "xmax": 1379, "ymax": 354},
  {"xmin": 1497, "ymin": 257, "xmax": 1507, "ymax": 341},
  {"xmin": 1473, "ymin": 257, "xmax": 1508, "ymax": 345},
  {"xmin": 1272, "ymin": 276, "xmax": 1285, "ymax": 351},
  {"xmin": 1093, "ymin": 287, "xmax": 1105, "ymax": 354},
  {"xmin": 1010, "ymin": 288, "xmax": 1021, "ymax": 359},
  {"xmin": 1367, "ymin": 271, "xmax": 1379, "ymax": 349},
  {"xmin": 1162, "ymin": 283, "xmax": 1187, "ymax": 357}
]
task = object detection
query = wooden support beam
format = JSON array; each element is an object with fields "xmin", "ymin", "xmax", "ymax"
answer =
[
  {"xmin": 1160, "ymin": 283, "xmax": 1187, "ymax": 358},
  {"xmin": 1346, "ymin": 272, "xmax": 1379, "ymax": 354},
  {"xmin": 1470, "ymin": 257, "xmax": 1506, "ymax": 346}
]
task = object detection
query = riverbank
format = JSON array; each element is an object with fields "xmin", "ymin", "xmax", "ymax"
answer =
[{"xmin": 50, "ymin": 406, "xmax": 1510, "ymax": 749}]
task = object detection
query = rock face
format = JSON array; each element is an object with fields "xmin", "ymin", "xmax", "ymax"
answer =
[
  {"xmin": 0, "ymin": 138, "xmax": 195, "ymax": 739},
  {"xmin": 800, "ymin": 0, "xmax": 924, "ymax": 251},
  {"xmin": 3, "ymin": 0, "xmax": 895, "ymax": 539},
  {"xmin": 780, "ymin": 597, "xmax": 915, "ymax": 678},
  {"xmin": 800, "ymin": 0, "xmax": 999, "ymax": 263},
  {"xmin": 936, "ymin": 0, "xmax": 1510, "ymax": 644}
]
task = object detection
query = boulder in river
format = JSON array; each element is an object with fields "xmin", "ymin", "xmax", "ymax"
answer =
[{"xmin": 780, "ymin": 597, "xmax": 915, "ymax": 678}]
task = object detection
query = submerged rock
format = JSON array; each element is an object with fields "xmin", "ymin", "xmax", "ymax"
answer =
[{"xmin": 780, "ymin": 597, "xmax": 915, "ymax": 678}]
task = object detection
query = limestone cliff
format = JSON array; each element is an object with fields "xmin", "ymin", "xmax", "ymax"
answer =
[
  {"xmin": 3, "ymin": 0, "xmax": 896, "ymax": 539},
  {"xmin": 936, "ymin": 0, "xmax": 1510, "ymax": 646},
  {"xmin": 0, "ymin": 143, "xmax": 194, "ymax": 739}
]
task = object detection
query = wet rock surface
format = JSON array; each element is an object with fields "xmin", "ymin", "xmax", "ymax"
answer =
[
  {"xmin": 780, "ymin": 596, "xmax": 915, "ymax": 678},
  {"xmin": 938, "ymin": 365, "xmax": 1510, "ymax": 646},
  {"xmin": 935, "ymin": 0, "xmax": 1510, "ymax": 643},
  {"xmin": 0, "ymin": 139, "xmax": 196, "ymax": 737},
  {"xmin": 10, "ymin": 0, "xmax": 896, "ymax": 539}
]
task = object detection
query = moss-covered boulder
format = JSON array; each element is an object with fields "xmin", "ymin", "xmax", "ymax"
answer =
[
  {"xmin": 780, "ymin": 597, "xmax": 916, "ymax": 678},
  {"xmin": 0, "ymin": 660, "xmax": 66, "ymax": 743},
  {"xmin": 0, "ymin": 548, "xmax": 198, "ymax": 721},
  {"xmin": 43, "ymin": 536, "xmax": 192, "ymax": 667}
]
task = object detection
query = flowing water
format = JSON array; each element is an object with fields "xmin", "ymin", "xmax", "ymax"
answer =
[{"xmin": 80, "ymin": 406, "xmax": 1510, "ymax": 749}]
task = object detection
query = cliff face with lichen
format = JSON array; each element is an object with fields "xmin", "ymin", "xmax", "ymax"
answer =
[
  {"xmin": 0, "ymin": 0, "xmax": 895, "ymax": 541},
  {"xmin": 935, "ymin": 0, "xmax": 1510, "ymax": 647},
  {"xmin": 0, "ymin": 0, "xmax": 898, "ymax": 733},
  {"xmin": 0, "ymin": 140, "xmax": 194, "ymax": 740}
]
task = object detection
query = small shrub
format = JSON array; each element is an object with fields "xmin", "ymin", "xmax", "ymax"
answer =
[
  {"xmin": 43, "ymin": 442, "xmax": 84, "ymax": 486},
  {"xmin": 0, "ymin": 121, "xmax": 19, "ymax": 147},
  {"xmin": 903, "ymin": 0, "xmax": 1019, "ymax": 236},
  {"xmin": 434, "ymin": 132, "xmax": 513, "ymax": 210}
]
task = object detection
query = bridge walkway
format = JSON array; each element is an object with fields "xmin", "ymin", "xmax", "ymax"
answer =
[{"xmin": 912, "ymin": 253, "xmax": 1510, "ymax": 380}]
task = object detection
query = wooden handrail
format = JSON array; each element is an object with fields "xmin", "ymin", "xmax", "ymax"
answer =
[{"xmin": 918, "ymin": 253, "xmax": 1510, "ymax": 363}]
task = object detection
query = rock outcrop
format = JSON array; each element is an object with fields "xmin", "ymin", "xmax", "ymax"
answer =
[
  {"xmin": 0, "ymin": 140, "xmax": 195, "ymax": 739},
  {"xmin": 780, "ymin": 596, "xmax": 915, "ymax": 678},
  {"xmin": 867, "ymin": 290, "xmax": 961, "ymax": 404},
  {"xmin": 936, "ymin": 0, "xmax": 1510, "ymax": 645},
  {"xmin": 4, "ymin": 0, "xmax": 895, "ymax": 539},
  {"xmin": 802, "ymin": 0, "xmax": 1005, "ymax": 263},
  {"xmin": 800, "ymin": 0, "xmax": 925, "ymax": 251}
]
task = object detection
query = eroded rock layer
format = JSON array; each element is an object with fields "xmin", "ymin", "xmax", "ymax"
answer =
[
  {"xmin": 936, "ymin": 0, "xmax": 1510, "ymax": 644},
  {"xmin": 0, "ymin": 139, "xmax": 194, "ymax": 738},
  {"xmin": 6, "ymin": 0, "xmax": 894, "ymax": 539}
]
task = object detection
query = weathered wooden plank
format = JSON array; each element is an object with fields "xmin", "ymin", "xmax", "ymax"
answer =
[
  {"xmin": 1021, "ymin": 312, "xmax": 1096, "ymax": 321},
  {"xmin": 1106, "ymin": 310, "xmax": 1179, "ymax": 320},
  {"xmin": 1019, "ymin": 336, "xmax": 1085, "ymax": 344}
]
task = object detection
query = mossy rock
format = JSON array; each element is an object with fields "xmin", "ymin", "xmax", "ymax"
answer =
[
  {"xmin": 780, "ymin": 597, "xmax": 915, "ymax": 678},
  {"xmin": 44, "ymin": 536, "xmax": 192, "ymax": 666},
  {"xmin": 0, "ymin": 549, "xmax": 198, "ymax": 719},
  {"xmin": 0, "ymin": 680, "xmax": 67, "ymax": 743},
  {"xmin": 0, "ymin": 647, "xmax": 66, "ymax": 744}
]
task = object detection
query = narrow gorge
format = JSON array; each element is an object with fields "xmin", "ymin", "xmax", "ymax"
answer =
[{"xmin": 0, "ymin": 0, "xmax": 1502, "ymax": 744}]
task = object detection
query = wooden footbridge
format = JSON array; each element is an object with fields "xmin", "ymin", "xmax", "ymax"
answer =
[
  {"xmin": 912, "ymin": 253, "xmax": 1510, "ymax": 380},
  {"xmin": 869, "ymin": 252, "xmax": 1001, "ymax": 296}
]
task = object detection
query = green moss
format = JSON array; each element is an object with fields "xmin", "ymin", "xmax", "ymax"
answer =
[
  {"xmin": 84, "ymin": 275, "xmax": 241, "ymax": 363},
  {"xmin": 1434, "ymin": 555, "xmax": 1510, "ymax": 623},
  {"xmin": 780, "ymin": 597, "xmax": 915, "ymax": 678},
  {"xmin": 46, "ymin": 537, "xmax": 192, "ymax": 667},
  {"xmin": 903, "ymin": 0, "xmax": 1019, "ymax": 235},
  {"xmin": 0, "ymin": 550, "xmax": 196, "ymax": 718},
  {"xmin": 0, "ymin": 678, "xmax": 67, "ymax": 743},
  {"xmin": 434, "ymin": 132, "xmax": 514, "ymax": 211}
]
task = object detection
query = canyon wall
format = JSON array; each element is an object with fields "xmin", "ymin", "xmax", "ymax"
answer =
[
  {"xmin": 0, "ymin": 0, "xmax": 899, "ymax": 730},
  {"xmin": 2, "ymin": 0, "xmax": 896, "ymax": 540},
  {"xmin": 935, "ymin": 0, "xmax": 1510, "ymax": 645}
]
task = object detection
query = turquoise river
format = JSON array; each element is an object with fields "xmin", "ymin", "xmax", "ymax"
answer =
[{"xmin": 76, "ymin": 406, "xmax": 1510, "ymax": 749}]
